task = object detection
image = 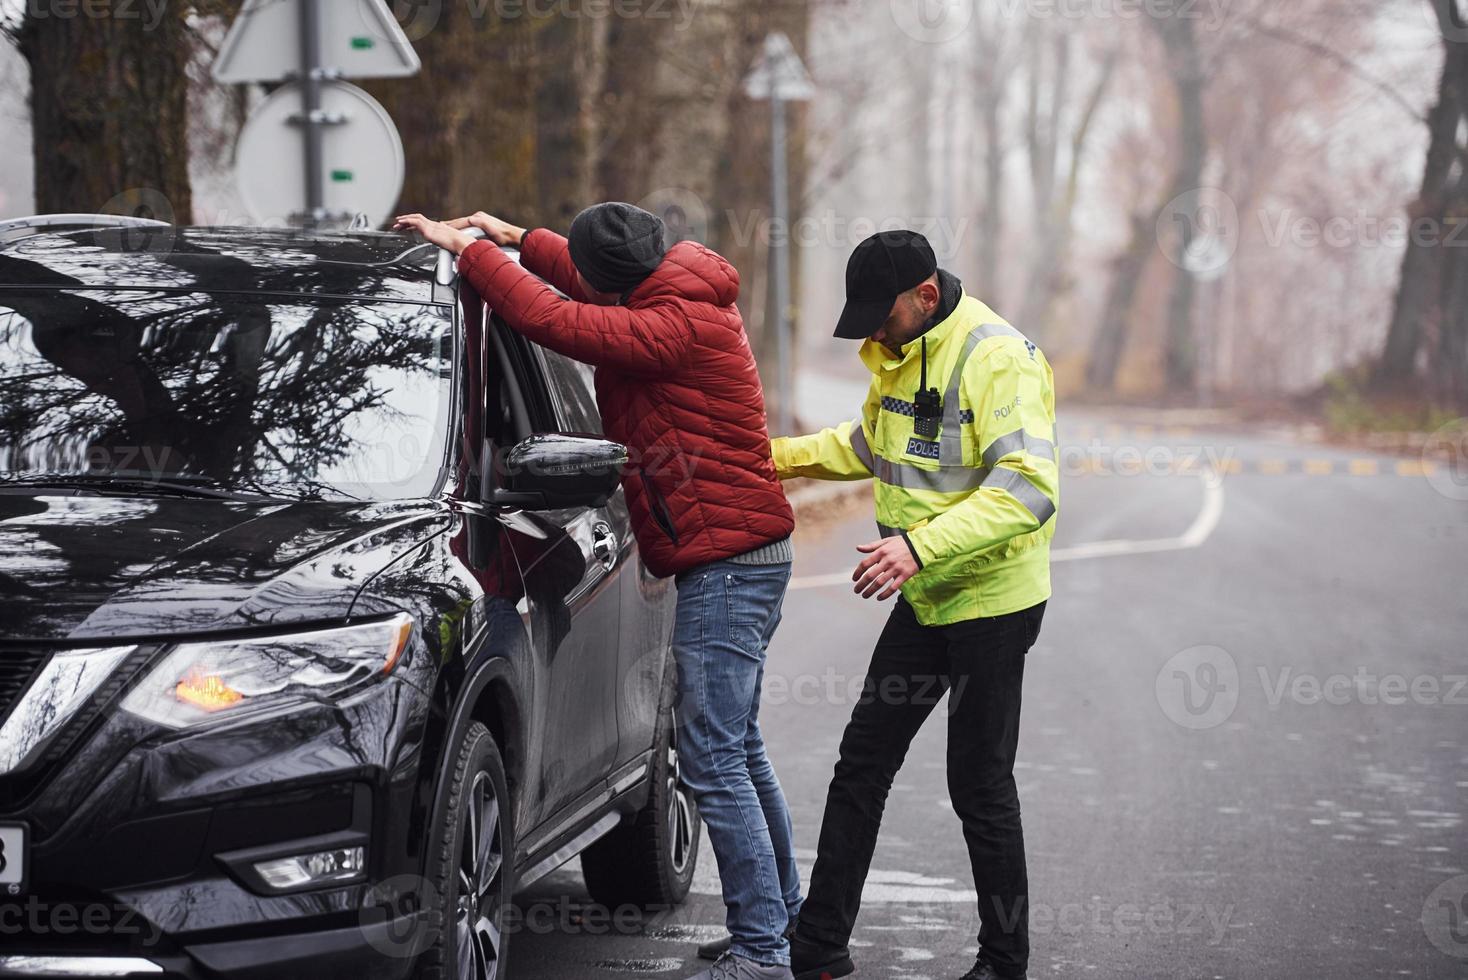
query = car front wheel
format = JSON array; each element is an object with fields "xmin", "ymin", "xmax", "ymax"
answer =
[{"xmin": 418, "ymin": 721, "xmax": 514, "ymax": 980}]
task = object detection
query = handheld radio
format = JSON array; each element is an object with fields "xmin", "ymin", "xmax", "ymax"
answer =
[{"xmin": 914, "ymin": 336, "xmax": 941, "ymax": 439}]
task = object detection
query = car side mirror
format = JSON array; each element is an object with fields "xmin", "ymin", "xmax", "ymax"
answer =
[{"xmin": 484, "ymin": 434, "xmax": 627, "ymax": 510}]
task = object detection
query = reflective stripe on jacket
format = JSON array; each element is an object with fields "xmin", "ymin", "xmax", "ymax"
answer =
[{"xmin": 771, "ymin": 293, "xmax": 1058, "ymax": 625}]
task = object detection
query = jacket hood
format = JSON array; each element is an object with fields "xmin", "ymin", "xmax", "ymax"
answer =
[
  {"xmin": 0, "ymin": 493, "xmax": 449, "ymax": 641},
  {"xmin": 627, "ymin": 240, "xmax": 741, "ymax": 308}
]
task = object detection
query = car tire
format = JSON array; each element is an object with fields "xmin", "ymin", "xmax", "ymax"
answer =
[
  {"xmin": 580, "ymin": 664, "xmax": 701, "ymax": 908},
  {"xmin": 417, "ymin": 721, "xmax": 515, "ymax": 980}
]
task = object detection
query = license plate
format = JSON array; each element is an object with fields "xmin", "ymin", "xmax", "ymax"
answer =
[{"xmin": 0, "ymin": 823, "xmax": 27, "ymax": 894}]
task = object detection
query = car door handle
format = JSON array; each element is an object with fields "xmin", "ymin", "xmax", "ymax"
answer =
[{"xmin": 591, "ymin": 521, "xmax": 618, "ymax": 570}]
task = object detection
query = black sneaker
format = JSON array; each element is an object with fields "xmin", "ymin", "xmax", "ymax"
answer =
[
  {"xmin": 697, "ymin": 917, "xmax": 800, "ymax": 961},
  {"xmin": 958, "ymin": 959, "xmax": 1026, "ymax": 980},
  {"xmin": 790, "ymin": 935, "xmax": 855, "ymax": 980}
]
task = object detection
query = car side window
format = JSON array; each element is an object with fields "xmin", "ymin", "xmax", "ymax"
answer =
[{"xmin": 537, "ymin": 348, "xmax": 604, "ymax": 436}]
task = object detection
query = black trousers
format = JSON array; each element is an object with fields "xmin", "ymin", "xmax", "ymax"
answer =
[{"xmin": 798, "ymin": 597, "xmax": 1045, "ymax": 978}]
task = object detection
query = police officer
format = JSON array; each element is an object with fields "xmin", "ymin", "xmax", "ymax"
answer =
[{"xmin": 774, "ymin": 230, "xmax": 1058, "ymax": 980}]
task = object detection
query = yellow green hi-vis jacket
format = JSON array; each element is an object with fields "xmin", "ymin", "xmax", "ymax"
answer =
[{"xmin": 771, "ymin": 293, "xmax": 1059, "ymax": 626}]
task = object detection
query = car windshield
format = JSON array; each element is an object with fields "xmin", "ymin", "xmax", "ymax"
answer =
[{"xmin": 0, "ymin": 289, "xmax": 454, "ymax": 501}]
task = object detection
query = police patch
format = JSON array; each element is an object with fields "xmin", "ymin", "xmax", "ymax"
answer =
[{"xmin": 906, "ymin": 437, "xmax": 941, "ymax": 461}]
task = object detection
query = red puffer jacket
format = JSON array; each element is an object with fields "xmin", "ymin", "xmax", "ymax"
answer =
[{"xmin": 458, "ymin": 230, "xmax": 795, "ymax": 578}]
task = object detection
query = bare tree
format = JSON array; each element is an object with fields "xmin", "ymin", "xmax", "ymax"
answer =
[
  {"xmin": 1017, "ymin": 26, "xmax": 1119, "ymax": 345},
  {"xmin": 1152, "ymin": 1, "xmax": 1208, "ymax": 393},
  {"xmin": 5, "ymin": 2, "xmax": 220, "ymax": 217},
  {"xmin": 1374, "ymin": 0, "xmax": 1468, "ymax": 404}
]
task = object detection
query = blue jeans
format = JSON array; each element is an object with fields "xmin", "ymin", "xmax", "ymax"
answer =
[{"xmin": 673, "ymin": 559, "xmax": 803, "ymax": 967}]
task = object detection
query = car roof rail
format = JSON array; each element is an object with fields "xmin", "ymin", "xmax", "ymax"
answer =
[{"xmin": 0, "ymin": 213, "xmax": 171, "ymax": 241}]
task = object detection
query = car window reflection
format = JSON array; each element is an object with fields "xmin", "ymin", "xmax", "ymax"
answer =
[{"xmin": 0, "ymin": 290, "xmax": 453, "ymax": 501}]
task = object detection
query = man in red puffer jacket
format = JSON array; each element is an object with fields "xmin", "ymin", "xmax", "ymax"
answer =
[{"xmin": 396, "ymin": 204, "xmax": 804, "ymax": 980}]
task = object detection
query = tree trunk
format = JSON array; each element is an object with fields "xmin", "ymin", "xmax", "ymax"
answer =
[
  {"xmin": 19, "ymin": 4, "xmax": 193, "ymax": 219},
  {"xmin": 1154, "ymin": 9, "xmax": 1207, "ymax": 394},
  {"xmin": 711, "ymin": 1, "xmax": 811, "ymax": 422},
  {"xmin": 1373, "ymin": 20, "xmax": 1468, "ymax": 399},
  {"xmin": 1019, "ymin": 46, "xmax": 1118, "ymax": 341},
  {"xmin": 976, "ymin": 79, "xmax": 1005, "ymax": 299},
  {"xmin": 1086, "ymin": 209, "xmax": 1157, "ymax": 391},
  {"xmin": 364, "ymin": 8, "xmax": 544, "ymax": 225}
]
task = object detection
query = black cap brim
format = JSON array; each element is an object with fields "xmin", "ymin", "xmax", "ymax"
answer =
[{"xmin": 834, "ymin": 297, "xmax": 893, "ymax": 340}]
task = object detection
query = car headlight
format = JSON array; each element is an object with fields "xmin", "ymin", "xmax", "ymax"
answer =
[{"xmin": 120, "ymin": 614, "xmax": 414, "ymax": 729}]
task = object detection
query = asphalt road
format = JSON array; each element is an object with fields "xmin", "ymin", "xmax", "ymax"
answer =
[{"xmin": 512, "ymin": 409, "xmax": 1468, "ymax": 979}]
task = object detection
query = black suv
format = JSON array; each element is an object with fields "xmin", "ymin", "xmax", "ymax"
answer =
[{"xmin": 0, "ymin": 215, "xmax": 702, "ymax": 979}]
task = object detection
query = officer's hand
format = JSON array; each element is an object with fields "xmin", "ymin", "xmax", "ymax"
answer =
[{"xmin": 852, "ymin": 537, "xmax": 919, "ymax": 601}]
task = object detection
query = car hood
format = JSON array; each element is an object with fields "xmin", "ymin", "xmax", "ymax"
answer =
[{"xmin": 0, "ymin": 492, "xmax": 452, "ymax": 641}]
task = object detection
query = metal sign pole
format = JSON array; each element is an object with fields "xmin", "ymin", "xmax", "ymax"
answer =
[
  {"xmin": 743, "ymin": 32, "xmax": 812, "ymax": 437},
  {"xmin": 298, "ymin": 0, "xmax": 325, "ymax": 229},
  {"xmin": 770, "ymin": 93, "xmax": 793, "ymax": 437}
]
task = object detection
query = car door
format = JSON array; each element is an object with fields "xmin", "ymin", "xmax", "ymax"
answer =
[
  {"xmin": 495, "ymin": 325, "xmax": 626, "ymax": 821},
  {"xmin": 528, "ymin": 349, "xmax": 669, "ymax": 769}
]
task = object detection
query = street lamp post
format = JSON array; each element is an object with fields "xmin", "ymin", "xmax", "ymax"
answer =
[{"xmin": 744, "ymin": 32, "xmax": 814, "ymax": 436}]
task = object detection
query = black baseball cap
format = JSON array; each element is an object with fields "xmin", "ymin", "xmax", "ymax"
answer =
[{"xmin": 833, "ymin": 230, "xmax": 938, "ymax": 339}]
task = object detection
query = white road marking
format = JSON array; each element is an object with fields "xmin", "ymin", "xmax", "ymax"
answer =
[
  {"xmin": 689, "ymin": 838, "xmax": 978, "ymax": 905},
  {"xmin": 788, "ymin": 470, "xmax": 1225, "ymax": 590}
]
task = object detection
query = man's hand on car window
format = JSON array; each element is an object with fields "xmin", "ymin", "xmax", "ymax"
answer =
[
  {"xmin": 852, "ymin": 536, "xmax": 920, "ymax": 601},
  {"xmin": 446, "ymin": 212, "xmax": 526, "ymax": 248}
]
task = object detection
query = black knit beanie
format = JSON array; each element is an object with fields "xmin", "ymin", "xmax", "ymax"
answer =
[{"xmin": 567, "ymin": 202, "xmax": 668, "ymax": 295}]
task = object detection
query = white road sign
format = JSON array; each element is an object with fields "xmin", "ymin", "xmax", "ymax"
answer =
[
  {"xmin": 235, "ymin": 80, "xmax": 405, "ymax": 229},
  {"xmin": 214, "ymin": 0, "xmax": 421, "ymax": 84}
]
